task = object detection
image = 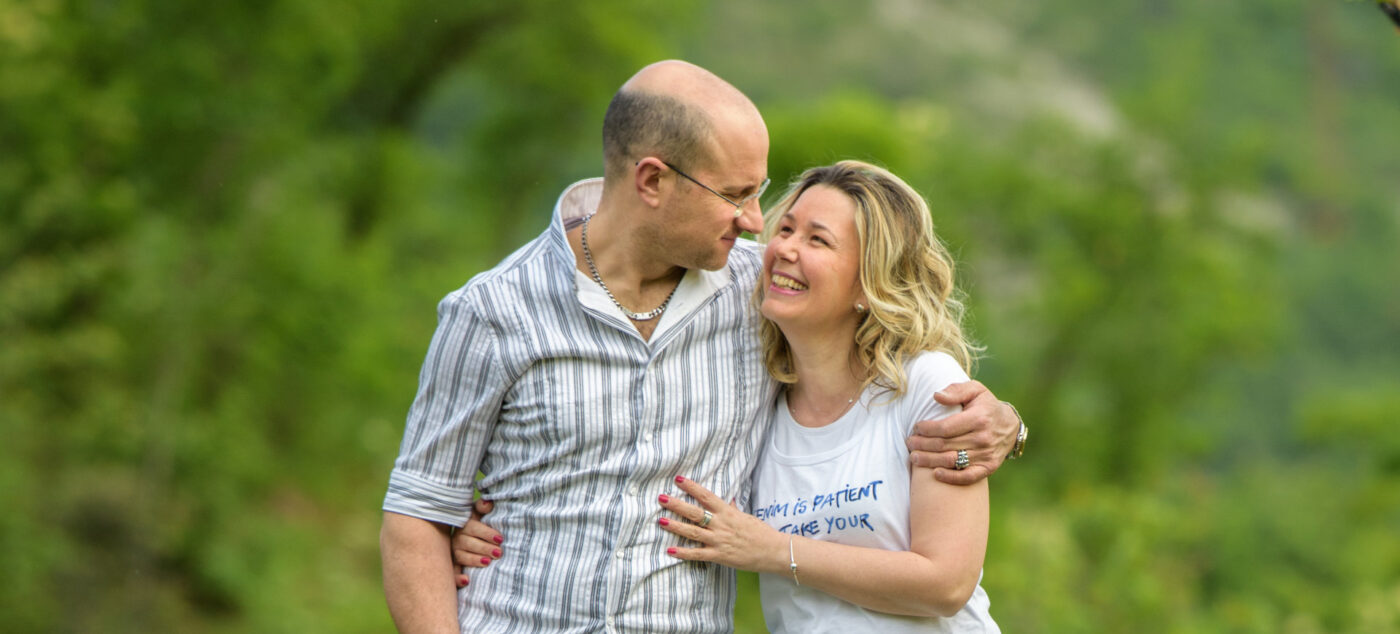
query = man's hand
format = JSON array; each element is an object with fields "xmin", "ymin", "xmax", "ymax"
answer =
[
  {"xmin": 906, "ymin": 380, "xmax": 1021, "ymax": 485},
  {"xmin": 452, "ymin": 499, "xmax": 503, "ymax": 588}
]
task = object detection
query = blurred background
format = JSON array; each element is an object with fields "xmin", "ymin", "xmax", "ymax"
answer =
[{"xmin": 3, "ymin": 0, "xmax": 1398, "ymax": 632}]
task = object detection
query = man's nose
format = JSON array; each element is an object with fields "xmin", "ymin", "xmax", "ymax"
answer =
[{"xmin": 736, "ymin": 203, "xmax": 763, "ymax": 235}]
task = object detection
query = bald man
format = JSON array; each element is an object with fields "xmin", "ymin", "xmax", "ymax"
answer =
[{"xmin": 379, "ymin": 60, "xmax": 1023, "ymax": 633}]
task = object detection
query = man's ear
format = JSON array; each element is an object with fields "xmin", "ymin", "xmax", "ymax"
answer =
[{"xmin": 634, "ymin": 157, "xmax": 668, "ymax": 209}]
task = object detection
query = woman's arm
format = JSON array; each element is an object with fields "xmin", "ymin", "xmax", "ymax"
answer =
[{"xmin": 660, "ymin": 472, "xmax": 987, "ymax": 618}]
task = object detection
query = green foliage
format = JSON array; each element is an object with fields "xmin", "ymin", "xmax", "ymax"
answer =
[
  {"xmin": 1, "ymin": 1, "xmax": 695, "ymax": 631},
  {"xmin": 3, "ymin": 0, "xmax": 1397, "ymax": 631}
]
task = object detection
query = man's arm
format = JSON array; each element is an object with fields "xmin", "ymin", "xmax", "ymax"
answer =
[
  {"xmin": 382, "ymin": 291, "xmax": 509, "ymax": 620},
  {"xmin": 381, "ymin": 512, "xmax": 460, "ymax": 634},
  {"xmin": 905, "ymin": 380, "xmax": 1025, "ymax": 485}
]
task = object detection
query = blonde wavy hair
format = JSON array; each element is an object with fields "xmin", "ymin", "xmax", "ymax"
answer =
[{"xmin": 753, "ymin": 160, "xmax": 980, "ymax": 397}]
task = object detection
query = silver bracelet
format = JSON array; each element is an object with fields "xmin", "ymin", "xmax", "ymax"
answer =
[{"xmin": 788, "ymin": 536, "xmax": 800, "ymax": 586}]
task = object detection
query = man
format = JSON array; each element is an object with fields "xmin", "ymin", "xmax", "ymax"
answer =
[{"xmin": 380, "ymin": 60, "xmax": 1025, "ymax": 633}]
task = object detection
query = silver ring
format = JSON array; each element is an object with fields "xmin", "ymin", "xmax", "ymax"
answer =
[
  {"xmin": 699, "ymin": 510, "xmax": 713, "ymax": 528},
  {"xmin": 954, "ymin": 449, "xmax": 970, "ymax": 470}
]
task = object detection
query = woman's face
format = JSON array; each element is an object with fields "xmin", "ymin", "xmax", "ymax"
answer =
[{"xmin": 760, "ymin": 185, "xmax": 865, "ymax": 337}]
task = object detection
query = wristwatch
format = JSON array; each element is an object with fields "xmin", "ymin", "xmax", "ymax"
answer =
[{"xmin": 1004, "ymin": 401, "xmax": 1028, "ymax": 460}]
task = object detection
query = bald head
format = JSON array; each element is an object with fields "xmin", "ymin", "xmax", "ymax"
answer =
[
  {"xmin": 602, "ymin": 60, "xmax": 764, "ymax": 182},
  {"xmin": 622, "ymin": 60, "xmax": 753, "ymax": 110}
]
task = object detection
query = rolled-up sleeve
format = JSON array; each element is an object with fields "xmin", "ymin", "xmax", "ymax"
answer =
[{"xmin": 383, "ymin": 290, "xmax": 508, "ymax": 526}]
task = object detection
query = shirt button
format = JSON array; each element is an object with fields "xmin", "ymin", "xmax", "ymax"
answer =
[
  {"xmin": 615, "ymin": 551, "xmax": 625, "ymax": 559},
  {"xmin": 629, "ymin": 485, "xmax": 640, "ymax": 495},
  {"xmin": 606, "ymin": 616, "xmax": 616, "ymax": 627},
  {"xmin": 643, "ymin": 432, "xmax": 653, "ymax": 442}
]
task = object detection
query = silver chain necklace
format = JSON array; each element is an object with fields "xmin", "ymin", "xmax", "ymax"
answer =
[{"xmin": 580, "ymin": 214, "xmax": 678, "ymax": 322}]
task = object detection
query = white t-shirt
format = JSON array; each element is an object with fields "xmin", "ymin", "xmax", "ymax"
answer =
[{"xmin": 751, "ymin": 351, "xmax": 1000, "ymax": 633}]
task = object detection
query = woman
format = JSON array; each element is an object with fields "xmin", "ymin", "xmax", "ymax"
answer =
[{"xmin": 657, "ymin": 161, "xmax": 998, "ymax": 632}]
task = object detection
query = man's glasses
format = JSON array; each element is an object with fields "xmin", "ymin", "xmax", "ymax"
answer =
[{"xmin": 663, "ymin": 161, "xmax": 770, "ymax": 218}]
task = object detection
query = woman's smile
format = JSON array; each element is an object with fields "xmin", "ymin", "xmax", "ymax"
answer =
[{"xmin": 769, "ymin": 272, "xmax": 808, "ymax": 293}]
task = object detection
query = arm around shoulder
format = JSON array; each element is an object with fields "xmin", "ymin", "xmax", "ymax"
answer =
[{"xmin": 907, "ymin": 373, "xmax": 1024, "ymax": 483}]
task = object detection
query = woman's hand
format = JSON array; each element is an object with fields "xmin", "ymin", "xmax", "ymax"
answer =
[
  {"xmin": 451, "ymin": 499, "xmax": 503, "ymax": 588},
  {"xmin": 657, "ymin": 476, "xmax": 788, "ymax": 575}
]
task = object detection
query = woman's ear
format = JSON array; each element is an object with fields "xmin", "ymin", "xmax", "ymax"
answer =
[{"xmin": 855, "ymin": 291, "xmax": 870, "ymax": 314}]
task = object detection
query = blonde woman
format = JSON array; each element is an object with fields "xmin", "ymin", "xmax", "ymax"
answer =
[{"xmin": 658, "ymin": 161, "xmax": 999, "ymax": 632}]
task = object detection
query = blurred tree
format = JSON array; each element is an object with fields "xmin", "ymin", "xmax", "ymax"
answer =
[
  {"xmin": 1, "ymin": 1, "xmax": 696, "ymax": 631},
  {"xmin": 3, "ymin": 0, "xmax": 1397, "ymax": 631}
]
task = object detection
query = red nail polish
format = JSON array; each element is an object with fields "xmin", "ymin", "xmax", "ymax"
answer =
[
  {"xmin": 658, "ymin": 494, "xmax": 670, "ymax": 504},
  {"xmin": 675, "ymin": 475, "xmax": 685, "ymax": 483},
  {"xmin": 659, "ymin": 518, "xmax": 670, "ymax": 526},
  {"xmin": 458, "ymin": 576, "xmax": 469, "ymax": 587},
  {"xmin": 480, "ymin": 557, "xmax": 491, "ymax": 565},
  {"xmin": 493, "ymin": 535, "xmax": 503, "ymax": 544},
  {"xmin": 492, "ymin": 548, "xmax": 501, "ymax": 557},
  {"xmin": 667, "ymin": 547, "xmax": 677, "ymax": 555}
]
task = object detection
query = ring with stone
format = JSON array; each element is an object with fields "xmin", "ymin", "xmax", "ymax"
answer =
[
  {"xmin": 699, "ymin": 510, "xmax": 713, "ymax": 528},
  {"xmin": 954, "ymin": 449, "xmax": 970, "ymax": 470}
]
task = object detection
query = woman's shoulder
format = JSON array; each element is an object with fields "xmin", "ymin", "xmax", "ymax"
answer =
[
  {"xmin": 904, "ymin": 350, "xmax": 971, "ymax": 390},
  {"xmin": 872, "ymin": 351, "xmax": 972, "ymax": 434}
]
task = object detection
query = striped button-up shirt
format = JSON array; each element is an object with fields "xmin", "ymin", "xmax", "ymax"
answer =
[{"xmin": 384, "ymin": 178, "xmax": 779, "ymax": 633}]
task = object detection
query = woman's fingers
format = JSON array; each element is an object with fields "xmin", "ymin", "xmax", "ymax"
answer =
[
  {"xmin": 452, "ymin": 534, "xmax": 503, "ymax": 568},
  {"xmin": 673, "ymin": 475, "xmax": 723, "ymax": 508},
  {"xmin": 461, "ymin": 508, "xmax": 504, "ymax": 547},
  {"xmin": 657, "ymin": 515, "xmax": 709, "ymax": 543},
  {"xmin": 452, "ymin": 516, "xmax": 505, "ymax": 569},
  {"xmin": 658, "ymin": 477, "xmax": 748, "ymax": 560},
  {"xmin": 452, "ymin": 499, "xmax": 500, "ymax": 588},
  {"xmin": 665, "ymin": 545, "xmax": 709, "ymax": 561},
  {"xmin": 657, "ymin": 479, "xmax": 723, "ymax": 548},
  {"xmin": 657, "ymin": 492, "xmax": 708, "ymax": 525},
  {"xmin": 657, "ymin": 481, "xmax": 786, "ymax": 572}
]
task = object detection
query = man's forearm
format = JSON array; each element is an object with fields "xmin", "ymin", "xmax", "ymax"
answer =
[{"xmin": 381, "ymin": 512, "xmax": 461, "ymax": 634}]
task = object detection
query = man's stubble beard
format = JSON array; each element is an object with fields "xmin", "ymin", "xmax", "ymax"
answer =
[{"xmin": 639, "ymin": 222, "xmax": 729, "ymax": 273}]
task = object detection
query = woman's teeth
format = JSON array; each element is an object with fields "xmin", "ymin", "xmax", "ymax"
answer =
[{"xmin": 771, "ymin": 275, "xmax": 807, "ymax": 291}]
